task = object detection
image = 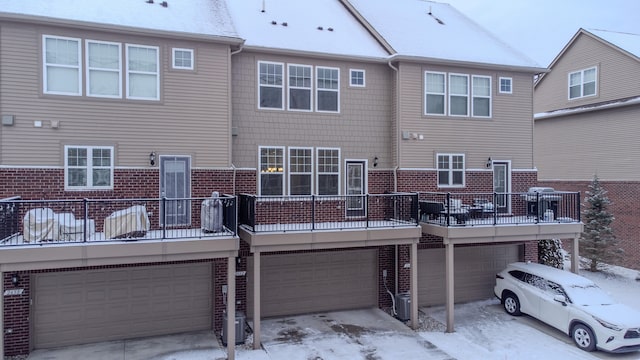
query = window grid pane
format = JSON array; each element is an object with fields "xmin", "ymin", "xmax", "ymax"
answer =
[
  {"xmin": 259, "ymin": 62, "xmax": 283, "ymax": 109},
  {"xmin": 66, "ymin": 146, "xmax": 113, "ymax": 189},
  {"xmin": 44, "ymin": 36, "xmax": 81, "ymax": 94},
  {"xmin": 127, "ymin": 45, "xmax": 159, "ymax": 100},
  {"xmin": 288, "ymin": 65, "xmax": 312, "ymax": 110},
  {"xmin": 88, "ymin": 41, "xmax": 121, "ymax": 97},
  {"xmin": 437, "ymin": 154, "xmax": 465, "ymax": 186},
  {"xmin": 317, "ymin": 67, "xmax": 339, "ymax": 112},
  {"xmin": 317, "ymin": 149, "xmax": 339, "ymax": 195}
]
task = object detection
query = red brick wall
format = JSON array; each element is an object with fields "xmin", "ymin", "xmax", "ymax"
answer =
[{"xmin": 540, "ymin": 180, "xmax": 640, "ymax": 270}]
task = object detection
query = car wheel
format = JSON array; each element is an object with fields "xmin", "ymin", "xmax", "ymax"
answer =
[
  {"xmin": 502, "ymin": 292, "xmax": 521, "ymax": 316},
  {"xmin": 572, "ymin": 323, "xmax": 596, "ymax": 352}
]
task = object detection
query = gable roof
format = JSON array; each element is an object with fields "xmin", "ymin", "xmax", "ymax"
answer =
[
  {"xmin": 226, "ymin": 0, "xmax": 390, "ymax": 60},
  {"xmin": 346, "ymin": 0, "xmax": 542, "ymax": 71},
  {"xmin": 586, "ymin": 29, "xmax": 640, "ymax": 60},
  {"xmin": 0, "ymin": 0, "xmax": 240, "ymax": 42}
]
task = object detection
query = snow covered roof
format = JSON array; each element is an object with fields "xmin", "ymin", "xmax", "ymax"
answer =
[
  {"xmin": 348, "ymin": 0, "xmax": 542, "ymax": 70},
  {"xmin": 0, "ymin": 0, "xmax": 239, "ymax": 41},
  {"xmin": 534, "ymin": 96, "xmax": 640, "ymax": 120},
  {"xmin": 226, "ymin": 0, "xmax": 389, "ymax": 60},
  {"xmin": 587, "ymin": 29, "xmax": 640, "ymax": 60}
]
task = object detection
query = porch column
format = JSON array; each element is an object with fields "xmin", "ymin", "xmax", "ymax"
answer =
[
  {"xmin": 571, "ymin": 235, "xmax": 580, "ymax": 274},
  {"xmin": 445, "ymin": 241, "xmax": 455, "ymax": 333},
  {"xmin": 0, "ymin": 271, "xmax": 4, "ymax": 359},
  {"xmin": 226, "ymin": 256, "xmax": 236, "ymax": 360},
  {"xmin": 410, "ymin": 241, "xmax": 419, "ymax": 329},
  {"xmin": 253, "ymin": 251, "xmax": 261, "ymax": 350}
]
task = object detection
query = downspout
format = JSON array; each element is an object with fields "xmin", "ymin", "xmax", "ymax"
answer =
[
  {"xmin": 387, "ymin": 60, "xmax": 401, "ymax": 296},
  {"xmin": 230, "ymin": 43, "xmax": 243, "ymax": 196}
]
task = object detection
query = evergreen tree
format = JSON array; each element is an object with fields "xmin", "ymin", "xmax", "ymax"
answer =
[
  {"xmin": 538, "ymin": 239, "xmax": 564, "ymax": 269},
  {"xmin": 579, "ymin": 175, "xmax": 623, "ymax": 271}
]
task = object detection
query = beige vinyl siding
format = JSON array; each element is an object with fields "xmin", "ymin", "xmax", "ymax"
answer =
[
  {"xmin": 535, "ymin": 105, "xmax": 640, "ymax": 181},
  {"xmin": 397, "ymin": 62, "xmax": 535, "ymax": 169},
  {"xmin": 231, "ymin": 51, "xmax": 393, "ymax": 170},
  {"xmin": 0, "ymin": 22, "xmax": 231, "ymax": 168},
  {"xmin": 534, "ymin": 33, "xmax": 640, "ymax": 113}
]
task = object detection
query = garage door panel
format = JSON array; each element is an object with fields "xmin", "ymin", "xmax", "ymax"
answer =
[
  {"xmin": 248, "ymin": 249, "xmax": 378, "ymax": 318},
  {"xmin": 34, "ymin": 263, "xmax": 213, "ymax": 349},
  {"xmin": 418, "ymin": 245, "xmax": 520, "ymax": 306}
]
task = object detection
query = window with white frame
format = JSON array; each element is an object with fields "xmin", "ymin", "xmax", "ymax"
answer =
[
  {"xmin": 499, "ymin": 77, "xmax": 512, "ymax": 94},
  {"xmin": 258, "ymin": 61, "xmax": 284, "ymax": 109},
  {"xmin": 86, "ymin": 40, "xmax": 121, "ymax": 98},
  {"xmin": 316, "ymin": 66, "xmax": 340, "ymax": 112},
  {"xmin": 126, "ymin": 44, "xmax": 159, "ymax": 100},
  {"xmin": 349, "ymin": 69, "xmax": 365, "ymax": 87},
  {"xmin": 437, "ymin": 154, "xmax": 465, "ymax": 187},
  {"xmin": 259, "ymin": 147, "xmax": 284, "ymax": 195},
  {"xmin": 425, "ymin": 71, "xmax": 446, "ymax": 115},
  {"xmin": 317, "ymin": 148, "xmax": 340, "ymax": 195},
  {"xmin": 289, "ymin": 147, "xmax": 313, "ymax": 195},
  {"xmin": 472, "ymin": 75, "xmax": 491, "ymax": 117},
  {"xmin": 43, "ymin": 35, "xmax": 82, "ymax": 95},
  {"xmin": 288, "ymin": 64, "xmax": 312, "ymax": 111},
  {"xmin": 569, "ymin": 67, "xmax": 596, "ymax": 99},
  {"xmin": 172, "ymin": 48, "xmax": 194, "ymax": 70},
  {"xmin": 65, "ymin": 145, "xmax": 114, "ymax": 190},
  {"xmin": 449, "ymin": 74, "xmax": 469, "ymax": 116}
]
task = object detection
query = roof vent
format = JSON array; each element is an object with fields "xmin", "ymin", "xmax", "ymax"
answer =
[
  {"xmin": 328, "ymin": 27, "xmax": 334, "ymax": 32},
  {"xmin": 159, "ymin": 1, "xmax": 168, "ymax": 7},
  {"xmin": 428, "ymin": 5, "xmax": 445, "ymax": 25},
  {"xmin": 146, "ymin": 0, "xmax": 153, "ymax": 3},
  {"xmin": 317, "ymin": 26, "xmax": 323, "ymax": 30},
  {"xmin": 271, "ymin": 20, "xmax": 277, "ymax": 25},
  {"xmin": 281, "ymin": 22, "xmax": 288, "ymax": 27}
]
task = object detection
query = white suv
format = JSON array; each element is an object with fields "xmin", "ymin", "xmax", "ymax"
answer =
[{"xmin": 494, "ymin": 262, "xmax": 640, "ymax": 353}]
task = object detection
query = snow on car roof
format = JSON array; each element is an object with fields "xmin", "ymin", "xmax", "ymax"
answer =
[{"xmin": 506, "ymin": 262, "xmax": 595, "ymax": 287}]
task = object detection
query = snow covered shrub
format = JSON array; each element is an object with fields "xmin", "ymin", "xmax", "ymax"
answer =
[{"xmin": 538, "ymin": 239, "xmax": 564, "ymax": 269}]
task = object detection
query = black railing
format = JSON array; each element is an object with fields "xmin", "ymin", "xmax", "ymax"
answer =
[
  {"xmin": 238, "ymin": 193, "xmax": 419, "ymax": 233},
  {"xmin": 0, "ymin": 195, "xmax": 237, "ymax": 246},
  {"xmin": 418, "ymin": 191, "xmax": 581, "ymax": 226}
]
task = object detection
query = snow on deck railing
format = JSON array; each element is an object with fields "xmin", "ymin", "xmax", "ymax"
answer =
[{"xmin": 0, "ymin": 196, "xmax": 237, "ymax": 246}]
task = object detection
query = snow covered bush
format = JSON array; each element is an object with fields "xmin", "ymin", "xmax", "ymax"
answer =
[{"xmin": 538, "ymin": 239, "xmax": 564, "ymax": 269}]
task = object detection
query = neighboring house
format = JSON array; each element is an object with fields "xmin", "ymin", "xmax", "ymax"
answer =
[
  {"xmin": 0, "ymin": 0, "xmax": 583, "ymax": 358},
  {"xmin": 534, "ymin": 28, "xmax": 640, "ymax": 270}
]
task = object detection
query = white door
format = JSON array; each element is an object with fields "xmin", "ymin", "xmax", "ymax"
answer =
[
  {"xmin": 492, "ymin": 161, "xmax": 511, "ymax": 213},
  {"xmin": 160, "ymin": 156, "xmax": 191, "ymax": 226},
  {"xmin": 346, "ymin": 161, "xmax": 366, "ymax": 217}
]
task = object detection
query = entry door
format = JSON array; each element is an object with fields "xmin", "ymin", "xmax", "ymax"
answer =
[
  {"xmin": 346, "ymin": 161, "xmax": 366, "ymax": 217},
  {"xmin": 160, "ymin": 156, "xmax": 191, "ymax": 226},
  {"xmin": 492, "ymin": 161, "xmax": 511, "ymax": 213}
]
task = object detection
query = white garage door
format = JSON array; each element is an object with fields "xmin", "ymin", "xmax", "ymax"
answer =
[
  {"xmin": 247, "ymin": 249, "xmax": 378, "ymax": 318},
  {"xmin": 33, "ymin": 263, "xmax": 212, "ymax": 349},
  {"xmin": 418, "ymin": 244, "xmax": 521, "ymax": 306}
]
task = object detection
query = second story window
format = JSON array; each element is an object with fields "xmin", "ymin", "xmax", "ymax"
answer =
[
  {"xmin": 499, "ymin": 77, "xmax": 512, "ymax": 94},
  {"xmin": 65, "ymin": 145, "xmax": 114, "ymax": 190},
  {"xmin": 425, "ymin": 72, "xmax": 446, "ymax": 115},
  {"xmin": 126, "ymin": 44, "xmax": 159, "ymax": 100},
  {"xmin": 172, "ymin": 48, "xmax": 194, "ymax": 70},
  {"xmin": 437, "ymin": 154, "xmax": 465, "ymax": 187},
  {"xmin": 350, "ymin": 69, "xmax": 365, "ymax": 87},
  {"xmin": 87, "ymin": 40, "xmax": 121, "ymax": 98},
  {"xmin": 472, "ymin": 75, "xmax": 491, "ymax": 117},
  {"xmin": 258, "ymin": 61, "xmax": 284, "ymax": 110},
  {"xmin": 288, "ymin": 64, "xmax": 312, "ymax": 111},
  {"xmin": 259, "ymin": 147, "xmax": 284, "ymax": 196},
  {"xmin": 316, "ymin": 67, "xmax": 340, "ymax": 112},
  {"xmin": 317, "ymin": 148, "xmax": 340, "ymax": 195},
  {"xmin": 449, "ymin": 74, "xmax": 469, "ymax": 116},
  {"xmin": 569, "ymin": 67, "xmax": 597, "ymax": 100},
  {"xmin": 43, "ymin": 35, "xmax": 81, "ymax": 95}
]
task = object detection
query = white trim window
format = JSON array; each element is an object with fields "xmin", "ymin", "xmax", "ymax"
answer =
[
  {"xmin": 258, "ymin": 61, "xmax": 284, "ymax": 110},
  {"xmin": 288, "ymin": 64, "xmax": 312, "ymax": 111},
  {"xmin": 437, "ymin": 153, "xmax": 465, "ymax": 187},
  {"xmin": 569, "ymin": 67, "xmax": 597, "ymax": 99},
  {"xmin": 316, "ymin": 66, "xmax": 340, "ymax": 112},
  {"xmin": 449, "ymin": 74, "xmax": 469, "ymax": 116},
  {"xmin": 317, "ymin": 148, "xmax": 340, "ymax": 195},
  {"xmin": 349, "ymin": 69, "xmax": 365, "ymax": 87},
  {"xmin": 499, "ymin": 77, "xmax": 512, "ymax": 94},
  {"xmin": 172, "ymin": 48, "xmax": 194, "ymax": 70},
  {"xmin": 43, "ymin": 35, "xmax": 82, "ymax": 95},
  {"xmin": 259, "ymin": 146, "xmax": 285, "ymax": 196},
  {"xmin": 289, "ymin": 147, "xmax": 313, "ymax": 195},
  {"xmin": 472, "ymin": 75, "xmax": 491, "ymax": 117},
  {"xmin": 425, "ymin": 71, "xmax": 446, "ymax": 115},
  {"xmin": 86, "ymin": 40, "xmax": 121, "ymax": 98},
  {"xmin": 65, "ymin": 145, "xmax": 114, "ymax": 190},
  {"xmin": 126, "ymin": 44, "xmax": 159, "ymax": 100}
]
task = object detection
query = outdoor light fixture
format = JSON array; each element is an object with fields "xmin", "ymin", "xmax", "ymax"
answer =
[
  {"xmin": 11, "ymin": 273, "xmax": 20, "ymax": 287},
  {"xmin": 373, "ymin": 156, "xmax": 379, "ymax": 167},
  {"xmin": 149, "ymin": 152, "xmax": 156, "ymax": 166},
  {"xmin": 486, "ymin": 157, "xmax": 493, "ymax": 168}
]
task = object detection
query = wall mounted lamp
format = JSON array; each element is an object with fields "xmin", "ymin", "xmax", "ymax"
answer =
[
  {"xmin": 149, "ymin": 152, "xmax": 156, "ymax": 166},
  {"xmin": 486, "ymin": 157, "xmax": 493, "ymax": 169},
  {"xmin": 11, "ymin": 273, "xmax": 20, "ymax": 287},
  {"xmin": 373, "ymin": 156, "xmax": 379, "ymax": 168}
]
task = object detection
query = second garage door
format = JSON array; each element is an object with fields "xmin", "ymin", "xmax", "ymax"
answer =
[
  {"xmin": 418, "ymin": 244, "xmax": 521, "ymax": 306},
  {"xmin": 33, "ymin": 263, "xmax": 213, "ymax": 349},
  {"xmin": 248, "ymin": 249, "xmax": 378, "ymax": 318}
]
